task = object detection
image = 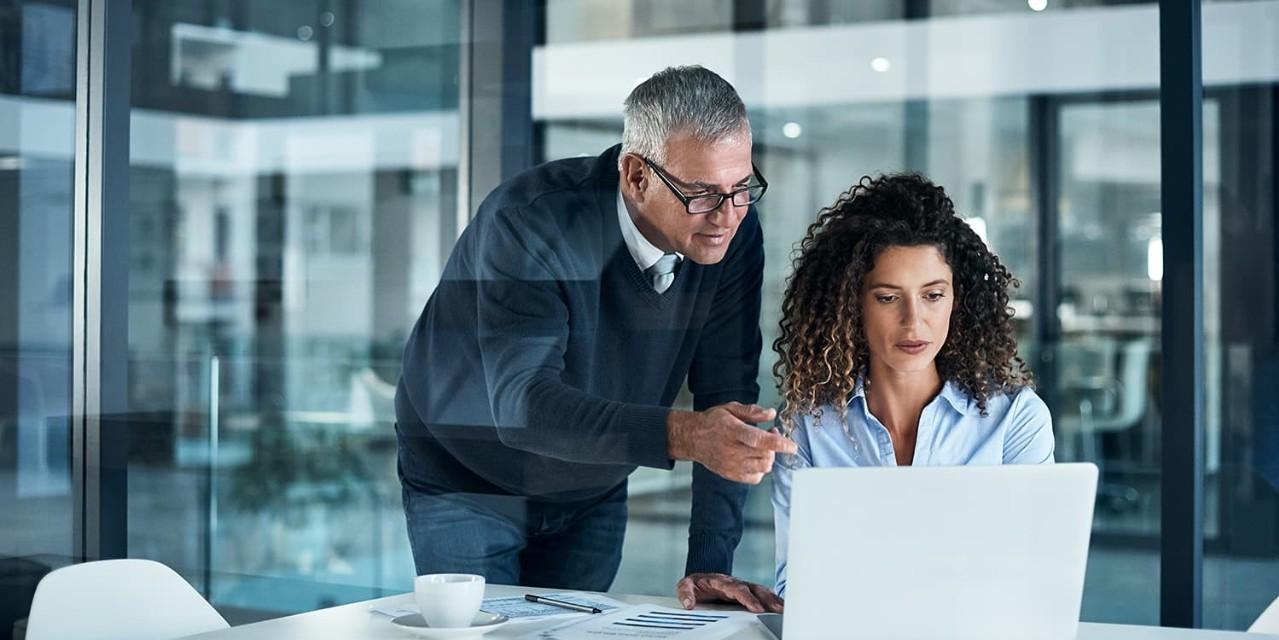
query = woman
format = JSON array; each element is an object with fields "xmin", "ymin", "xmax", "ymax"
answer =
[
  {"xmin": 769, "ymin": 172, "xmax": 1054, "ymax": 596},
  {"xmin": 676, "ymin": 173, "xmax": 1053, "ymax": 610}
]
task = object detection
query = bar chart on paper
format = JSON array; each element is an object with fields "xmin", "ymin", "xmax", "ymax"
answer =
[{"xmin": 532, "ymin": 605, "xmax": 756, "ymax": 639}]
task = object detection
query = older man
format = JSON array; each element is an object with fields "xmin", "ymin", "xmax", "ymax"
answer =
[{"xmin": 395, "ymin": 65, "xmax": 790, "ymax": 612}]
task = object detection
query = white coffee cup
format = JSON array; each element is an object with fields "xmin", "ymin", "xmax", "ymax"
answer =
[{"xmin": 414, "ymin": 573, "xmax": 485, "ymax": 628}]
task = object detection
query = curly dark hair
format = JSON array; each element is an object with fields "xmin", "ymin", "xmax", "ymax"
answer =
[{"xmin": 772, "ymin": 173, "xmax": 1032, "ymax": 434}]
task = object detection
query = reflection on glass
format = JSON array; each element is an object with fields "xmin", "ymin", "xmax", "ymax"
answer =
[
  {"xmin": 1055, "ymin": 100, "xmax": 1162, "ymax": 527},
  {"xmin": 1201, "ymin": 1, "xmax": 1279, "ymax": 630},
  {"xmin": 545, "ymin": 0, "xmax": 1166, "ymax": 42},
  {"xmin": 127, "ymin": 0, "xmax": 460, "ymax": 614},
  {"xmin": 0, "ymin": 0, "xmax": 78, "ymax": 624},
  {"xmin": 1050, "ymin": 99, "xmax": 1171, "ymax": 624},
  {"xmin": 545, "ymin": 0, "xmax": 734, "ymax": 43}
]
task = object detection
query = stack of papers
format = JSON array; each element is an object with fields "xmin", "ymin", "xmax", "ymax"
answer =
[{"xmin": 528, "ymin": 605, "xmax": 757, "ymax": 639}]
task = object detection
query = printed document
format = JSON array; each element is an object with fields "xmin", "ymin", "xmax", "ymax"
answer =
[{"xmin": 528, "ymin": 605, "xmax": 757, "ymax": 639}]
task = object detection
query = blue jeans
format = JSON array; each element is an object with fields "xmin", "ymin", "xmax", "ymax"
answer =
[{"xmin": 397, "ymin": 439, "xmax": 628, "ymax": 591}]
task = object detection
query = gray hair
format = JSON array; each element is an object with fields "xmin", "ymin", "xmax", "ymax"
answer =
[{"xmin": 621, "ymin": 66, "xmax": 750, "ymax": 166}]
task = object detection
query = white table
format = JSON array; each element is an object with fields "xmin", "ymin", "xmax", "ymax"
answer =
[{"xmin": 179, "ymin": 584, "xmax": 1275, "ymax": 639}]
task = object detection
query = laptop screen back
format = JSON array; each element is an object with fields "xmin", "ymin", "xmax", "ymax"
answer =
[{"xmin": 783, "ymin": 464, "xmax": 1097, "ymax": 640}]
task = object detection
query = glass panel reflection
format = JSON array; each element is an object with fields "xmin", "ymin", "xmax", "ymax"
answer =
[
  {"xmin": 127, "ymin": 0, "xmax": 460, "ymax": 615},
  {"xmin": 0, "ymin": 0, "xmax": 78, "ymax": 631},
  {"xmin": 1201, "ymin": 1, "xmax": 1279, "ymax": 630}
]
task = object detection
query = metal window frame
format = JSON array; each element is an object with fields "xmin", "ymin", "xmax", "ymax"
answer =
[
  {"xmin": 457, "ymin": 0, "xmax": 538, "ymax": 228},
  {"xmin": 1158, "ymin": 0, "xmax": 1205, "ymax": 628},
  {"xmin": 1029, "ymin": 94, "xmax": 1061, "ymax": 416},
  {"xmin": 1274, "ymin": 83, "xmax": 1279, "ymax": 347},
  {"xmin": 71, "ymin": 0, "xmax": 130, "ymax": 563}
]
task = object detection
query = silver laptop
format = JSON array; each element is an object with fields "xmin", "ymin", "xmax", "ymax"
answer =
[{"xmin": 778, "ymin": 464, "xmax": 1097, "ymax": 640}]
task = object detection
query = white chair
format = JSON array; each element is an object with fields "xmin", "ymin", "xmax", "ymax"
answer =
[
  {"xmin": 1252, "ymin": 595, "xmax": 1279, "ymax": 634},
  {"xmin": 25, "ymin": 559, "xmax": 228, "ymax": 640}
]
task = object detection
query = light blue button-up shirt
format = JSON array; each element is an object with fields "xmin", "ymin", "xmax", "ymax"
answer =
[{"xmin": 770, "ymin": 380, "xmax": 1055, "ymax": 596}]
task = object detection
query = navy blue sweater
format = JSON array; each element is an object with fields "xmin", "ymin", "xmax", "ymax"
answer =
[{"xmin": 395, "ymin": 144, "xmax": 764, "ymax": 575}]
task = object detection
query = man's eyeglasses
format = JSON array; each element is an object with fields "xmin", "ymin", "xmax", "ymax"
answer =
[{"xmin": 641, "ymin": 156, "xmax": 768, "ymax": 215}]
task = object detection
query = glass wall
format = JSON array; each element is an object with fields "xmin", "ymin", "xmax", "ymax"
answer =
[
  {"xmin": 0, "ymin": 0, "xmax": 78, "ymax": 635},
  {"xmin": 1201, "ymin": 0, "xmax": 1279, "ymax": 630},
  {"xmin": 125, "ymin": 0, "xmax": 460, "ymax": 615}
]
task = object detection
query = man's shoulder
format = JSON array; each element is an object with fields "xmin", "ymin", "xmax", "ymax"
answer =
[
  {"xmin": 483, "ymin": 147, "xmax": 618, "ymax": 221},
  {"xmin": 458, "ymin": 147, "xmax": 621, "ymax": 275}
]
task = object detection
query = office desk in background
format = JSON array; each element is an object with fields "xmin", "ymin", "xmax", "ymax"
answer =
[{"xmin": 177, "ymin": 584, "xmax": 1278, "ymax": 640}]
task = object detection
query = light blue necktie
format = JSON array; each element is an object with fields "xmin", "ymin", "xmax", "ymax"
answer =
[{"xmin": 646, "ymin": 254, "xmax": 680, "ymax": 294}]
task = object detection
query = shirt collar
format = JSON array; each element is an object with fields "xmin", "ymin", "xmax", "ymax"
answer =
[
  {"xmin": 616, "ymin": 188, "xmax": 682, "ymax": 271},
  {"xmin": 937, "ymin": 380, "xmax": 975, "ymax": 416},
  {"xmin": 851, "ymin": 378, "xmax": 974, "ymax": 417}
]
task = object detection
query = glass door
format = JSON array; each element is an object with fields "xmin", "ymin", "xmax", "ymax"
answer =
[{"xmin": 0, "ymin": 0, "xmax": 79, "ymax": 629}]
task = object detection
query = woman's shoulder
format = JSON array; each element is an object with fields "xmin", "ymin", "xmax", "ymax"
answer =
[
  {"xmin": 981, "ymin": 385, "xmax": 1053, "ymax": 443},
  {"xmin": 1007, "ymin": 385, "xmax": 1050, "ymax": 420},
  {"xmin": 957, "ymin": 383, "xmax": 1050, "ymax": 426},
  {"xmin": 994, "ymin": 386, "xmax": 1055, "ymax": 463}
]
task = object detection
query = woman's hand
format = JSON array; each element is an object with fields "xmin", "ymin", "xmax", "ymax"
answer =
[{"xmin": 674, "ymin": 573, "xmax": 784, "ymax": 613}]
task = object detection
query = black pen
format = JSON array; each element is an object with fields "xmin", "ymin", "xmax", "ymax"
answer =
[{"xmin": 524, "ymin": 593, "xmax": 603, "ymax": 614}]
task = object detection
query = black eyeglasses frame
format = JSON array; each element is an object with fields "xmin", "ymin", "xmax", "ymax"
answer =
[{"xmin": 639, "ymin": 155, "xmax": 768, "ymax": 215}]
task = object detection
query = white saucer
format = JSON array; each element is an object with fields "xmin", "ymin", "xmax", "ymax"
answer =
[{"xmin": 389, "ymin": 612, "xmax": 510, "ymax": 638}]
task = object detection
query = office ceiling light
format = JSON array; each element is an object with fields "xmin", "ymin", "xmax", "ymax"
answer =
[
  {"xmin": 297, "ymin": 25, "xmax": 313, "ymax": 41},
  {"xmin": 871, "ymin": 57, "xmax": 891, "ymax": 73},
  {"xmin": 1028, "ymin": 0, "xmax": 1048, "ymax": 11},
  {"xmin": 782, "ymin": 122, "xmax": 802, "ymax": 139}
]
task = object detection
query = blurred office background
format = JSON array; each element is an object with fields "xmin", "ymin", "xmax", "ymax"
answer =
[{"xmin": 2, "ymin": 0, "xmax": 1277, "ymax": 634}]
